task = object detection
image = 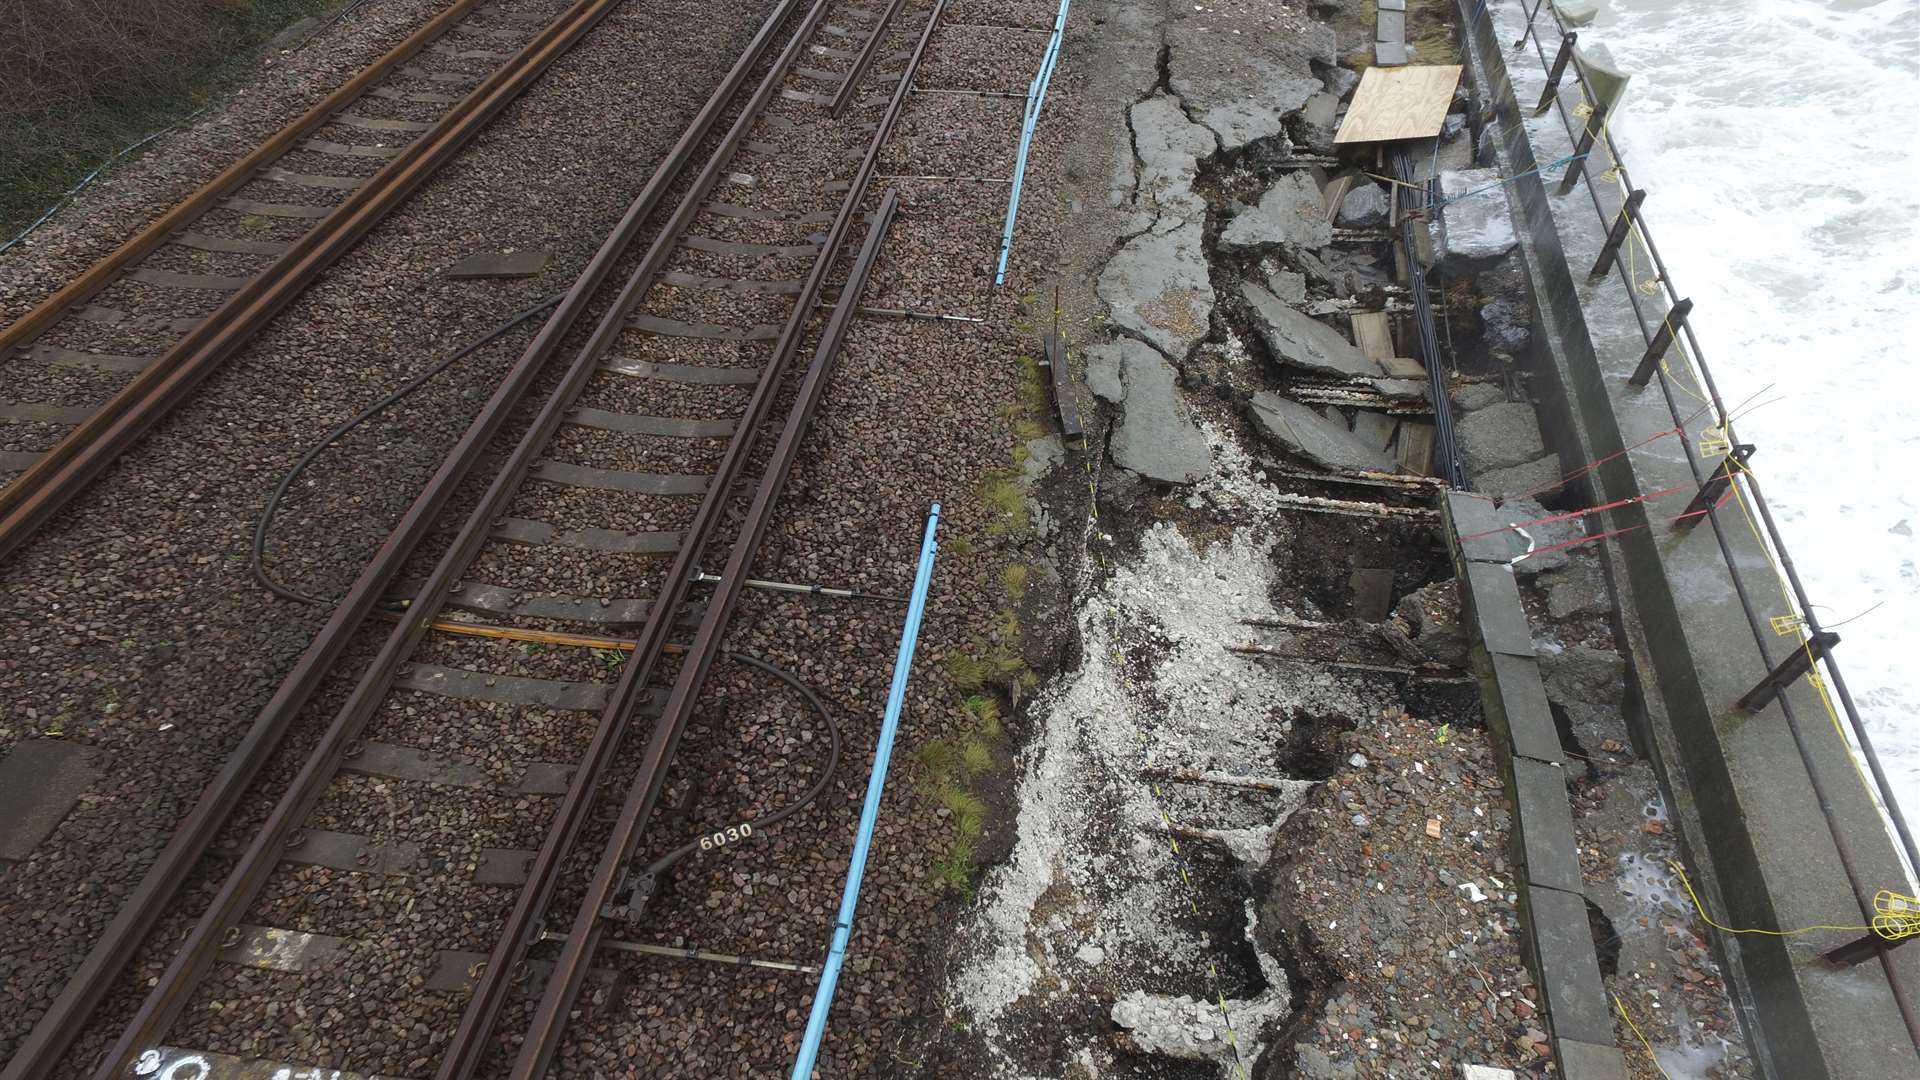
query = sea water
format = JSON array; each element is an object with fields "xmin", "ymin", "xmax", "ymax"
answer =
[{"xmin": 1580, "ymin": 0, "xmax": 1920, "ymax": 821}]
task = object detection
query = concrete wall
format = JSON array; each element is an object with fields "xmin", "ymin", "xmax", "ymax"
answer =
[{"xmin": 1452, "ymin": 1, "xmax": 1920, "ymax": 1074}]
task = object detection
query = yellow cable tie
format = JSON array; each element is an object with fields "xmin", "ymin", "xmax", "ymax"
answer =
[{"xmin": 1613, "ymin": 994, "xmax": 1674, "ymax": 1080}]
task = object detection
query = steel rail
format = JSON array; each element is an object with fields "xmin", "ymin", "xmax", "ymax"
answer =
[
  {"xmin": 0, "ymin": 0, "xmax": 622, "ymax": 561},
  {"xmin": 433, "ymin": 0, "xmax": 840, "ymax": 1071},
  {"xmin": 83, "ymin": 0, "xmax": 821, "ymax": 1067},
  {"xmin": 512, "ymin": 186, "xmax": 900, "ymax": 1079},
  {"xmin": 4, "ymin": 5, "xmax": 791, "ymax": 1075},
  {"xmin": 1489, "ymin": 0, "xmax": 1919, "ymax": 1040},
  {"xmin": 508, "ymin": 6, "xmax": 949, "ymax": 1074},
  {"xmin": 829, "ymin": 0, "xmax": 907, "ymax": 115},
  {"xmin": 0, "ymin": 0, "xmax": 483, "ymax": 358}
]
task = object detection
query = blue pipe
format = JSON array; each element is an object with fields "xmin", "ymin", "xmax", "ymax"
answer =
[
  {"xmin": 992, "ymin": 0, "xmax": 1072, "ymax": 286},
  {"xmin": 788, "ymin": 503, "xmax": 941, "ymax": 1078}
]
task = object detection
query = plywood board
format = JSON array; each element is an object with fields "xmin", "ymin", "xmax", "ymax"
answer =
[
  {"xmin": 1335, "ymin": 65, "xmax": 1464, "ymax": 145},
  {"xmin": 1395, "ymin": 420, "xmax": 1436, "ymax": 476},
  {"xmin": 1351, "ymin": 312, "xmax": 1395, "ymax": 360}
]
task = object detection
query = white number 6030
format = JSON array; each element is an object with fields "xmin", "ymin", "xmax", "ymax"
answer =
[{"xmin": 699, "ymin": 822, "xmax": 753, "ymax": 851}]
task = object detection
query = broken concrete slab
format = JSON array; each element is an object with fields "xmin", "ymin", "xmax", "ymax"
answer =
[
  {"xmin": 1265, "ymin": 268, "xmax": 1308, "ymax": 305},
  {"xmin": 1098, "ymin": 221, "xmax": 1215, "ymax": 360},
  {"xmin": 0, "ymin": 739, "xmax": 97, "ymax": 861},
  {"xmin": 1538, "ymin": 560, "xmax": 1610, "ymax": 620},
  {"xmin": 1166, "ymin": 20, "xmax": 1333, "ymax": 151},
  {"xmin": 1129, "ymin": 94, "xmax": 1215, "ymax": 221},
  {"xmin": 1433, "ymin": 169, "xmax": 1518, "ymax": 274},
  {"xmin": 1539, "ymin": 645, "xmax": 1626, "ymax": 710},
  {"xmin": 1453, "ymin": 381, "xmax": 1507, "ymax": 411},
  {"xmin": 1475, "ymin": 454, "xmax": 1564, "ymax": 501},
  {"xmin": 1393, "ymin": 579, "xmax": 1469, "ymax": 666},
  {"xmin": 1294, "ymin": 91, "xmax": 1341, "ymax": 154},
  {"xmin": 1084, "ymin": 339, "xmax": 1212, "ymax": 484},
  {"xmin": 446, "ymin": 249, "xmax": 553, "ymax": 279},
  {"xmin": 1351, "ymin": 409, "xmax": 1396, "ymax": 451},
  {"xmin": 1458, "ymin": 401, "xmax": 1547, "ymax": 474},
  {"xmin": 1336, "ymin": 183, "xmax": 1389, "ymax": 227},
  {"xmin": 1366, "ymin": 377, "xmax": 1430, "ymax": 403},
  {"xmin": 1221, "ymin": 172, "xmax": 1332, "ymax": 251},
  {"xmin": 1481, "ymin": 294, "xmax": 1533, "ymax": 354},
  {"xmin": 1085, "ymin": 347, "xmax": 1125, "ymax": 403},
  {"xmin": 1248, "ymin": 392, "xmax": 1398, "ymax": 473},
  {"xmin": 1240, "ymin": 282, "xmax": 1382, "ymax": 379}
]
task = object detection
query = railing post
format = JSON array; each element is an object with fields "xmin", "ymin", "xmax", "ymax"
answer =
[
  {"xmin": 1556, "ymin": 99, "xmax": 1608, "ymax": 195},
  {"xmin": 1590, "ymin": 188, "xmax": 1645, "ymax": 278},
  {"xmin": 1672, "ymin": 443, "xmax": 1752, "ymax": 534},
  {"xmin": 1534, "ymin": 31, "xmax": 1578, "ymax": 115},
  {"xmin": 1824, "ymin": 929, "xmax": 1908, "ymax": 967},
  {"xmin": 1736, "ymin": 630, "xmax": 1839, "ymax": 713},
  {"xmin": 1628, "ymin": 296, "xmax": 1692, "ymax": 386}
]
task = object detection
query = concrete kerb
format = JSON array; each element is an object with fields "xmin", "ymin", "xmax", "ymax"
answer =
[
  {"xmin": 1445, "ymin": 492, "xmax": 1626, "ymax": 1078},
  {"xmin": 1455, "ymin": 0, "xmax": 1920, "ymax": 1075}
]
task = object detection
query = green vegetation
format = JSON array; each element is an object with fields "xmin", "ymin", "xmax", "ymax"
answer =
[
  {"xmin": 914, "ymin": 700, "xmax": 1003, "ymax": 896},
  {"xmin": 2, "ymin": 0, "xmax": 339, "ymax": 235}
]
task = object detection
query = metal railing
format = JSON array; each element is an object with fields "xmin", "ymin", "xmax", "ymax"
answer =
[{"xmin": 1466, "ymin": 0, "xmax": 1918, "ymax": 1030}]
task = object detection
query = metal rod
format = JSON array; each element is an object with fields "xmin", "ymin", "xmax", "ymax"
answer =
[
  {"xmin": 1628, "ymin": 296, "xmax": 1691, "ymax": 386},
  {"xmin": 789, "ymin": 504, "xmax": 940, "ymax": 1078},
  {"xmin": 1590, "ymin": 188, "xmax": 1645, "ymax": 279},
  {"xmin": 1738, "ymin": 631, "xmax": 1839, "ymax": 713},
  {"xmin": 1555, "ymin": 99, "xmax": 1607, "ymax": 196},
  {"xmin": 694, "ymin": 570, "xmax": 906, "ymax": 601},
  {"xmin": 542, "ymin": 931, "xmax": 819, "ymax": 974},
  {"xmin": 1534, "ymin": 31, "xmax": 1577, "ymax": 115}
]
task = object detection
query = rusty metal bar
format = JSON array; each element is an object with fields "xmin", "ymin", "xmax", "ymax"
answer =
[
  {"xmin": 1628, "ymin": 295, "xmax": 1691, "ymax": 387},
  {"xmin": 1589, "ymin": 188, "xmax": 1644, "ymax": 279},
  {"xmin": 830, "ymin": 0, "xmax": 907, "ymax": 116},
  {"xmin": 38, "ymin": 3, "xmax": 788, "ymax": 1076},
  {"xmin": 1533, "ymin": 31, "xmax": 1576, "ymax": 115},
  {"xmin": 1555, "ymin": 99, "xmax": 1607, "ymax": 196},
  {"xmin": 1672, "ymin": 444, "xmax": 1752, "ymax": 535},
  {"xmin": 1737, "ymin": 631, "xmax": 1839, "ymax": 714},
  {"xmin": 0, "ymin": 0, "xmax": 616, "ymax": 560},
  {"xmin": 0, "ymin": 0, "xmax": 484, "ymax": 359}
]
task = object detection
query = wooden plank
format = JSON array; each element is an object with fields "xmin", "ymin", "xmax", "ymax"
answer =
[
  {"xmin": 1351, "ymin": 312, "xmax": 1396, "ymax": 360},
  {"xmin": 1335, "ymin": 65, "xmax": 1464, "ymax": 145},
  {"xmin": 1395, "ymin": 420, "xmax": 1436, "ymax": 476},
  {"xmin": 1044, "ymin": 333, "xmax": 1084, "ymax": 444}
]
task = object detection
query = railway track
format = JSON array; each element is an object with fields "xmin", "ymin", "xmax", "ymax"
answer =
[
  {"xmin": 0, "ymin": 0, "xmax": 628, "ymax": 562},
  {"xmin": 3, "ymin": 0, "xmax": 950, "ymax": 1076}
]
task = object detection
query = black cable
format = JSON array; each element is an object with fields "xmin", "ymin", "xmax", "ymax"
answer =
[
  {"xmin": 252, "ymin": 291, "xmax": 566, "ymax": 605},
  {"xmin": 640, "ymin": 653, "xmax": 844, "ymax": 880}
]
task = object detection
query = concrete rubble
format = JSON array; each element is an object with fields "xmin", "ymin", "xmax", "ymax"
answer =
[
  {"xmin": 1248, "ymin": 392, "xmax": 1398, "ymax": 474},
  {"xmin": 1239, "ymin": 281, "xmax": 1382, "ymax": 380}
]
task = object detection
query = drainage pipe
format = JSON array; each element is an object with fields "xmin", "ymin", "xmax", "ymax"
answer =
[
  {"xmin": 991, "ymin": 0, "xmax": 1071, "ymax": 286},
  {"xmin": 789, "ymin": 503, "xmax": 941, "ymax": 1078}
]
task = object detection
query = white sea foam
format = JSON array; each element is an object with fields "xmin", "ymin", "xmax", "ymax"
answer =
[{"xmin": 1591, "ymin": 0, "xmax": 1920, "ymax": 820}]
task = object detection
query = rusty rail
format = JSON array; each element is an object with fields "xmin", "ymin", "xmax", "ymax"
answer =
[
  {"xmin": 506, "ymin": 4, "xmax": 948, "ymax": 1074},
  {"xmin": 0, "ymin": 0, "xmax": 796, "ymax": 1072},
  {"xmin": 0, "ymin": 0, "xmax": 617, "ymax": 561}
]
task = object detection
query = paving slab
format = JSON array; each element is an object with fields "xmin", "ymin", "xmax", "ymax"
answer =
[
  {"xmin": 0, "ymin": 739, "xmax": 98, "ymax": 861},
  {"xmin": 1433, "ymin": 169, "xmax": 1518, "ymax": 273},
  {"xmin": 1098, "ymin": 222, "xmax": 1215, "ymax": 360},
  {"xmin": 1524, "ymin": 885, "xmax": 1615, "ymax": 1046},
  {"xmin": 1248, "ymin": 392, "xmax": 1398, "ymax": 474},
  {"xmin": 1337, "ymin": 183, "xmax": 1389, "ymax": 227},
  {"xmin": 1511, "ymin": 757, "xmax": 1583, "ymax": 893},
  {"xmin": 1464, "ymin": 560, "xmax": 1534, "ymax": 656},
  {"xmin": 1555, "ymin": 1039, "xmax": 1630, "ymax": 1080},
  {"xmin": 446, "ymin": 249, "xmax": 552, "ymax": 279},
  {"xmin": 1240, "ymin": 282, "xmax": 1382, "ymax": 379},
  {"xmin": 1129, "ymin": 94, "xmax": 1214, "ymax": 220},
  {"xmin": 1476, "ymin": 454, "xmax": 1564, "ymax": 500},
  {"xmin": 1349, "ymin": 566, "xmax": 1396, "ymax": 622},
  {"xmin": 1489, "ymin": 652, "xmax": 1564, "ymax": 765}
]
